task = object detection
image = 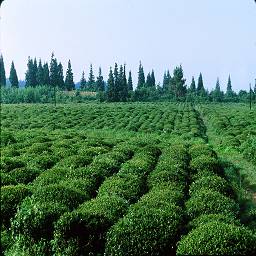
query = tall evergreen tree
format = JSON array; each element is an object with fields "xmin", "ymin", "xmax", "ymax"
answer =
[
  {"xmin": 226, "ymin": 75, "xmax": 233, "ymax": 95},
  {"xmin": 25, "ymin": 57, "xmax": 37, "ymax": 87},
  {"xmin": 190, "ymin": 76, "xmax": 196, "ymax": 93},
  {"xmin": 96, "ymin": 67, "xmax": 105, "ymax": 92},
  {"xmin": 146, "ymin": 72, "xmax": 152, "ymax": 88},
  {"xmin": 87, "ymin": 64, "xmax": 95, "ymax": 91},
  {"xmin": 57, "ymin": 63, "xmax": 65, "ymax": 89},
  {"xmin": 33, "ymin": 58, "xmax": 38, "ymax": 84},
  {"xmin": 137, "ymin": 61, "xmax": 145, "ymax": 89},
  {"xmin": 170, "ymin": 65, "xmax": 186, "ymax": 98},
  {"xmin": 163, "ymin": 70, "xmax": 171, "ymax": 92},
  {"xmin": 119, "ymin": 64, "xmax": 128, "ymax": 101},
  {"xmin": 9, "ymin": 61, "xmax": 19, "ymax": 88},
  {"xmin": 128, "ymin": 70, "xmax": 133, "ymax": 91},
  {"xmin": 49, "ymin": 53, "xmax": 59, "ymax": 88},
  {"xmin": 0, "ymin": 54, "xmax": 6, "ymax": 86},
  {"xmin": 36, "ymin": 59, "xmax": 44, "ymax": 85},
  {"xmin": 197, "ymin": 73, "xmax": 205, "ymax": 95},
  {"xmin": 80, "ymin": 71, "xmax": 87, "ymax": 90},
  {"xmin": 106, "ymin": 67, "xmax": 116, "ymax": 102},
  {"xmin": 65, "ymin": 59, "xmax": 75, "ymax": 91},
  {"xmin": 151, "ymin": 70, "xmax": 156, "ymax": 88},
  {"xmin": 212, "ymin": 77, "xmax": 224, "ymax": 102},
  {"xmin": 43, "ymin": 62, "xmax": 50, "ymax": 85}
]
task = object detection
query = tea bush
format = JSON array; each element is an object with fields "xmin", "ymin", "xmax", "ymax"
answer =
[{"xmin": 177, "ymin": 221, "xmax": 256, "ymax": 255}]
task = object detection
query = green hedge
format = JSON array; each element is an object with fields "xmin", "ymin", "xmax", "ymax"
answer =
[
  {"xmin": 1, "ymin": 185, "xmax": 32, "ymax": 227},
  {"xmin": 186, "ymin": 189, "xmax": 239, "ymax": 219},
  {"xmin": 189, "ymin": 144, "xmax": 217, "ymax": 159},
  {"xmin": 12, "ymin": 197, "xmax": 68, "ymax": 241},
  {"xmin": 177, "ymin": 221, "xmax": 256, "ymax": 255},
  {"xmin": 189, "ymin": 175, "xmax": 233, "ymax": 197},
  {"xmin": 105, "ymin": 203, "xmax": 182, "ymax": 256},
  {"xmin": 53, "ymin": 195, "xmax": 128, "ymax": 256}
]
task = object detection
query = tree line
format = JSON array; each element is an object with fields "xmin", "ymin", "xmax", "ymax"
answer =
[{"xmin": 0, "ymin": 54, "xmax": 255, "ymax": 103}]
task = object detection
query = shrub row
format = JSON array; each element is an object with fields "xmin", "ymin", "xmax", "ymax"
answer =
[
  {"xmin": 176, "ymin": 143, "xmax": 256, "ymax": 255},
  {"xmin": 104, "ymin": 144, "xmax": 189, "ymax": 255},
  {"xmin": 52, "ymin": 145, "xmax": 160, "ymax": 255}
]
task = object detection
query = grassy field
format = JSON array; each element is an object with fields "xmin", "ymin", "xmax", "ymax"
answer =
[{"xmin": 1, "ymin": 102, "xmax": 256, "ymax": 255}]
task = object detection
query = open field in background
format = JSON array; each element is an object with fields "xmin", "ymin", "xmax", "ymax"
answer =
[{"xmin": 1, "ymin": 102, "xmax": 256, "ymax": 255}]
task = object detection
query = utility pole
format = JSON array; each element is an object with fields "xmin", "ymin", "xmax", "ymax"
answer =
[{"xmin": 249, "ymin": 83, "xmax": 252, "ymax": 110}]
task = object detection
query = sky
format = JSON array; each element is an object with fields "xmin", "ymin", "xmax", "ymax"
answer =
[{"xmin": 0, "ymin": 0, "xmax": 255, "ymax": 91}]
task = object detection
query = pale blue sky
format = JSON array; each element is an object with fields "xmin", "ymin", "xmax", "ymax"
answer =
[{"xmin": 0, "ymin": 0, "xmax": 255, "ymax": 91}]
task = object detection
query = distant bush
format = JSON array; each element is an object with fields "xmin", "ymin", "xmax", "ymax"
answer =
[
  {"xmin": 0, "ymin": 157, "xmax": 26, "ymax": 173},
  {"xmin": 186, "ymin": 189, "xmax": 239, "ymax": 219},
  {"xmin": 9, "ymin": 167, "xmax": 41, "ymax": 184},
  {"xmin": 1, "ymin": 185, "xmax": 32, "ymax": 227},
  {"xmin": 177, "ymin": 221, "xmax": 256, "ymax": 255}
]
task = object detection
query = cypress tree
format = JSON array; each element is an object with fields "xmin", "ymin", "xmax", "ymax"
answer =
[
  {"xmin": 107, "ymin": 67, "xmax": 115, "ymax": 102},
  {"xmin": 151, "ymin": 70, "xmax": 156, "ymax": 88},
  {"xmin": 49, "ymin": 53, "xmax": 59, "ymax": 88},
  {"xmin": 226, "ymin": 75, "xmax": 233, "ymax": 95},
  {"xmin": 0, "ymin": 54, "xmax": 6, "ymax": 86},
  {"xmin": 197, "ymin": 73, "xmax": 205, "ymax": 95},
  {"xmin": 163, "ymin": 70, "xmax": 171, "ymax": 92},
  {"xmin": 87, "ymin": 64, "xmax": 95, "ymax": 91},
  {"xmin": 25, "ymin": 57, "xmax": 37, "ymax": 87},
  {"xmin": 212, "ymin": 77, "xmax": 224, "ymax": 102},
  {"xmin": 170, "ymin": 65, "xmax": 186, "ymax": 98},
  {"xmin": 36, "ymin": 59, "xmax": 44, "ymax": 85},
  {"xmin": 128, "ymin": 70, "xmax": 133, "ymax": 91},
  {"xmin": 146, "ymin": 72, "xmax": 152, "ymax": 87},
  {"xmin": 65, "ymin": 59, "xmax": 75, "ymax": 91},
  {"xmin": 57, "ymin": 63, "xmax": 65, "ymax": 89},
  {"xmin": 118, "ymin": 64, "xmax": 128, "ymax": 101},
  {"xmin": 96, "ymin": 67, "xmax": 105, "ymax": 92},
  {"xmin": 137, "ymin": 61, "xmax": 145, "ymax": 89},
  {"xmin": 43, "ymin": 62, "xmax": 50, "ymax": 85},
  {"xmin": 190, "ymin": 76, "xmax": 196, "ymax": 93},
  {"xmin": 33, "ymin": 58, "xmax": 38, "ymax": 85},
  {"xmin": 9, "ymin": 61, "xmax": 19, "ymax": 88},
  {"xmin": 80, "ymin": 71, "xmax": 87, "ymax": 90}
]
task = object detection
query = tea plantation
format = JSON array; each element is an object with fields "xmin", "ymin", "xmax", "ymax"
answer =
[{"xmin": 1, "ymin": 102, "xmax": 256, "ymax": 255}]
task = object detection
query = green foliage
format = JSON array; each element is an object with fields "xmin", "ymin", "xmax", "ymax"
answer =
[
  {"xmin": 65, "ymin": 60, "xmax": 75, "ymax": 91},
  {"xmin": 53, "ymin": 195, "xmax": 128, "ymax": 256},
  {"xmin": 32, "ymin": 184, "xmax": 88, "ymax": 210},
  {"xmin": 185, "ymin": 189, "xmax": 239, "ymax": 219},
  {"xmin": 9, "ymin": 61, "xmax": 19, "ymax": 88},
  {"xmin": 105, "ymin": 202, "xmax": 182, "ymax": 256},
  {"xmin": 12, "ymin": 197, "xmax": 68, "ymax": 241},
  {"xmin": 0, "ymin": 54, "xmax": 6, "ymax": 86},
  {"xmin": 1, "ymin": 185, "xmax": 32, "ymax": 227},
  {"xmin": 189, "ymin": 175, "xmax": 233, "ymax": 197},
  {"xmin": 177, "ymin": 221, "xmax": 256, "ymax": 255},
  {"xmin": 1, "ymin": 131, "xmax": 16, "ymax": 146}
]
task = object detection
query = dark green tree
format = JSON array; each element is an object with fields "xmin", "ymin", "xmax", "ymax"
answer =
[
  {"xmin": 190, "ymin": 76, "xmax": 196, "ymax": 93},
  {"xmin": 87, "ymin": 64, "xmax": 95, "ymax": 91},
  {"xmin": 197, "ymin": 73, "xmax": 205, "ymax": 95},
  {"xmin": 0, "ymin": 54, "xmax": 6, "ymax": 87},
  {"xmin": 137, "ymin": 61, "xmax": 145, "ymax": 89},
  {"xmin": 33, "ymin": 58, "xmax": 38, "ymax": 84},
  {"xmin": 49, "ymin": 53, "xmax": 59, "ymax": 88},
  {"xmin": 9, "ymin": 61, "xmax": 19, "ymax": 88},
  {"xmin": 25, "ymin": 57, "xmax": 37, "ymax": 87},
  {"xmin": 212, "ymin": 78, "xmax": 224, "ymax": 102},
  {"xmin": 119, "ymin": 64, "xmax": 128, "ymax": 101},
  {"xmin": 225, "ymin": 75, "xmax": 236, "ymax": 102},
  {"xmin": 162, "ymin": 70, "xmax": 171, "ymax": 92},
  {"xmin": 43, "ymin": 62, "xmax": 50, "ymax": 85},
  {"xmin": 65, "ymin": 59, "xmax": 75, "ymax": 91},
  {"xmin": 80, "ymin": 71, "xmax": 87, "ymax": 90},
  {"xmin": 151, "ymin": 70, "xmax": 156, "ymax": 88},
  {"xmin": 106, "ymin": 67, "xmax": 116, "ymax": 102},
  {"xmin": 57, "ymin": 63, "xmax": 65, "ymax": 89},
  {"xmin": 36, "ymin": 59, "xmax": 44, "ymax": 85},
  {"xmin": 96, "ymin": 67, "xmax": 105, "ymax": 92},
  {"xmin": 128, "ymin": 70, "xmax": 133, "ymax": 91},
  {"xmin": 170, "ymin": 65, "xmax": 186, "ymax": 98}
]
